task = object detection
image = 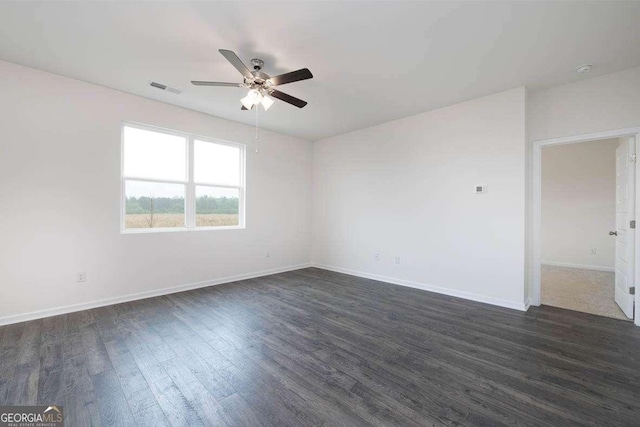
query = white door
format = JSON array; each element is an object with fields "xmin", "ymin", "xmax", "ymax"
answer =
[{"xmin": 614, "ymin": 136, "xmax": 636, "ymax": 319}]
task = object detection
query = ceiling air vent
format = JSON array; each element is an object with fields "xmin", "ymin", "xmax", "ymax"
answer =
[{"xmin": 148, "ymin": 81, "xmax": 182, "ymax": 95}]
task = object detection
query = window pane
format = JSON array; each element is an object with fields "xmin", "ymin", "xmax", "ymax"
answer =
[
  {"xmin": 123, "ymin": 126, "xmax": 186, "ymax": 181},
  {"xmin": 125, "ymin": 180, "xmax": 185, "ymax": 229},
  {"xmin": 194, "ymin": 140, "xmax": 240, "ymax": 186},
  {"xmin": 196, "ymin": 186, "xmax": 239, "ymax": 227}
]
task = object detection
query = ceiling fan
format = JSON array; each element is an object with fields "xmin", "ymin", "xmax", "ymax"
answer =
[{"xmin": 192, "ymin": 49, "xmax": 313, "ymax": 110}]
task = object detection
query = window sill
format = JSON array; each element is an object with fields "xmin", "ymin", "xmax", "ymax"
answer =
[{"xmin": 120, "ymin": 225, "xmax": 245, "ymax": 234}]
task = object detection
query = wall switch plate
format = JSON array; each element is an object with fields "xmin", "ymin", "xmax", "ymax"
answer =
[
  {"xmin": 590, "ymin": 248, "xmax": 597, "ymax": 255},
  {"xmin": 374, "ymin": 253, "xmax": 380, "ymax": 261},
  {"xmin": 395, "ymin": 257, "xmax": 401, "ymax": 264},
  {"xmin": 265, "ymin": 251, "xmax": 270, "ymax": 258},
  {"xmin": 76, "ymin": 272, "xmax": 86, "ymax": 283}
]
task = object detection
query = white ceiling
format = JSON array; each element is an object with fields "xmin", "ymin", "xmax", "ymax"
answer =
[{"xmin": 1, "ymin": 1, "xmax": 639, "ymax": 141}]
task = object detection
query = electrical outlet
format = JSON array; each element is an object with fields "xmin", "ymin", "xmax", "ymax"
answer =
[
  {"xmin": 395, "ymin": 256, "xmax": 401, "ymax": 265},
  {"xmin": 76, "ymin": 272, "xmax": 86, "ymax": 283},
  {"xmin": 590, "ymin": 248, "xmax": 597, "ymax": 255},
  {"xmin": 374, "ymin": 253, "xmax": 380, "ymax": 261}
]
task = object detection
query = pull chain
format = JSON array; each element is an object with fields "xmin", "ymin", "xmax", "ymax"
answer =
[{"xmin": 255, "ymin": 104, "xmax": 259, "ymax": 154}]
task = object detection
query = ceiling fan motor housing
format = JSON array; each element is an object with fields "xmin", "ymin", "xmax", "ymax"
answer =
[{"xmin": 248, "ymin": 74, "xmax": 271, "ymax": 89}]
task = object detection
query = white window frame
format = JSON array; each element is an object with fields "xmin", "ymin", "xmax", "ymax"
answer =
[{"xmin": 120, "ymin": 121, "xmax": 246, "ymax": 234}]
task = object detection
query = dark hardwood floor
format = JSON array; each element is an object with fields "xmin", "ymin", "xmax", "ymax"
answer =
[{"xmin": 1, "ymin": 267, "xmax": 640, "ymax": 426}]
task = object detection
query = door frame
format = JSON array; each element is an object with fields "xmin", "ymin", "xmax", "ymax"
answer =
[{"xmin": 531, "ymin": 127, "xmax": 640, "ymax": 325}]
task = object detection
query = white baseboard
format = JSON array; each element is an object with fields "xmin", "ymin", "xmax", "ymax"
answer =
[
  {"xmin": 0, "ymin": 263, "xmax": 312, "ymax": 327},
  {"xmin": 541, "ymin": 261, "xmax": 614, "ymax": 272},
  {"xmin": 311, "ymin": 263, "xmax": 528, "ymax": 311}
]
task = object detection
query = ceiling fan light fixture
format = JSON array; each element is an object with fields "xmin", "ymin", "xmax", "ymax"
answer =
[
  {"xmin": 248, "ymin": 89, "xmax": 263, "ymax": 104},
  {"xmin": 261, "ymin": 95, "xmax": 275, "ymax": 111},
  {"xmin": 240, "ymin": 95, "xmax": 254, "ymax": 110}
]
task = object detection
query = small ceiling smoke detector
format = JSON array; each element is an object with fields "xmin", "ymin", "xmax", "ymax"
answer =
[{"xmin": 576, "ymin": 64, "xmax": 592, "ymax": 74}]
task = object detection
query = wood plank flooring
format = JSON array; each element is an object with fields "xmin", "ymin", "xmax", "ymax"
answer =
[{"xmin": 2, "ymin": 267, "xmax": 640, "ymax": 426}]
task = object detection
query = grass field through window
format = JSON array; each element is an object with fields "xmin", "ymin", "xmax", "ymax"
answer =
[{"xmin": 125, "ymin": 213, "xmax": 239, "ymax": 229}]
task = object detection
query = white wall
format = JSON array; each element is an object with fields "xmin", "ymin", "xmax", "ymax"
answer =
[
  {"xmin": 0, "ymin": 60, "xmax": 312, "ymax": 323},
  {"xmin": 541, "ymin": 139, "xmax": 617, "ymax": 270},
  {"xmin": 4, "ymin": 59, "xmax": 638, "ymax": 323},
  {"xmin": 312, "ymin": 87, "xmax": 527, "ymax": 310},
  {"xmin": 528, "ymin": 66, "xmax": 640, "ymax": 142}
]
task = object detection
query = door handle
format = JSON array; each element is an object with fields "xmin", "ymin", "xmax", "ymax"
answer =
[{"xmin": 609, "ymin": 231, "xmax": 618, "ymax": 236}]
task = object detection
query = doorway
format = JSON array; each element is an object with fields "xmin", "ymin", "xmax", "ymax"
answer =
[
  {"xmin": 531, "ymin": 128, "xmax": 640, "ymax": 325},
  {"xmin": 541, "ymin": 138, "xmax": 624, "ymax": 319}
]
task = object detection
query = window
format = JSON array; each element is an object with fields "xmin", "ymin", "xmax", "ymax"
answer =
[{"xmin": 121, "ymin": 123, "xmax": 244, "ymax": 232}]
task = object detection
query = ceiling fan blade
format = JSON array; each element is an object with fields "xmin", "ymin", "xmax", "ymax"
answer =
[
  {"xmin": 191, "ymin": 81, "xmax": 243, "ymax": 87},
  {"xmin": 269, "ymin": 68, "xmax": 313, "ymax": 86},
  {"xmin": 269, "ymin": 89, "xmax": 308, "ymax": 108},
  {"xmin": 219, "ymin": 49, "xmax": 253, "ymax": 80}
]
